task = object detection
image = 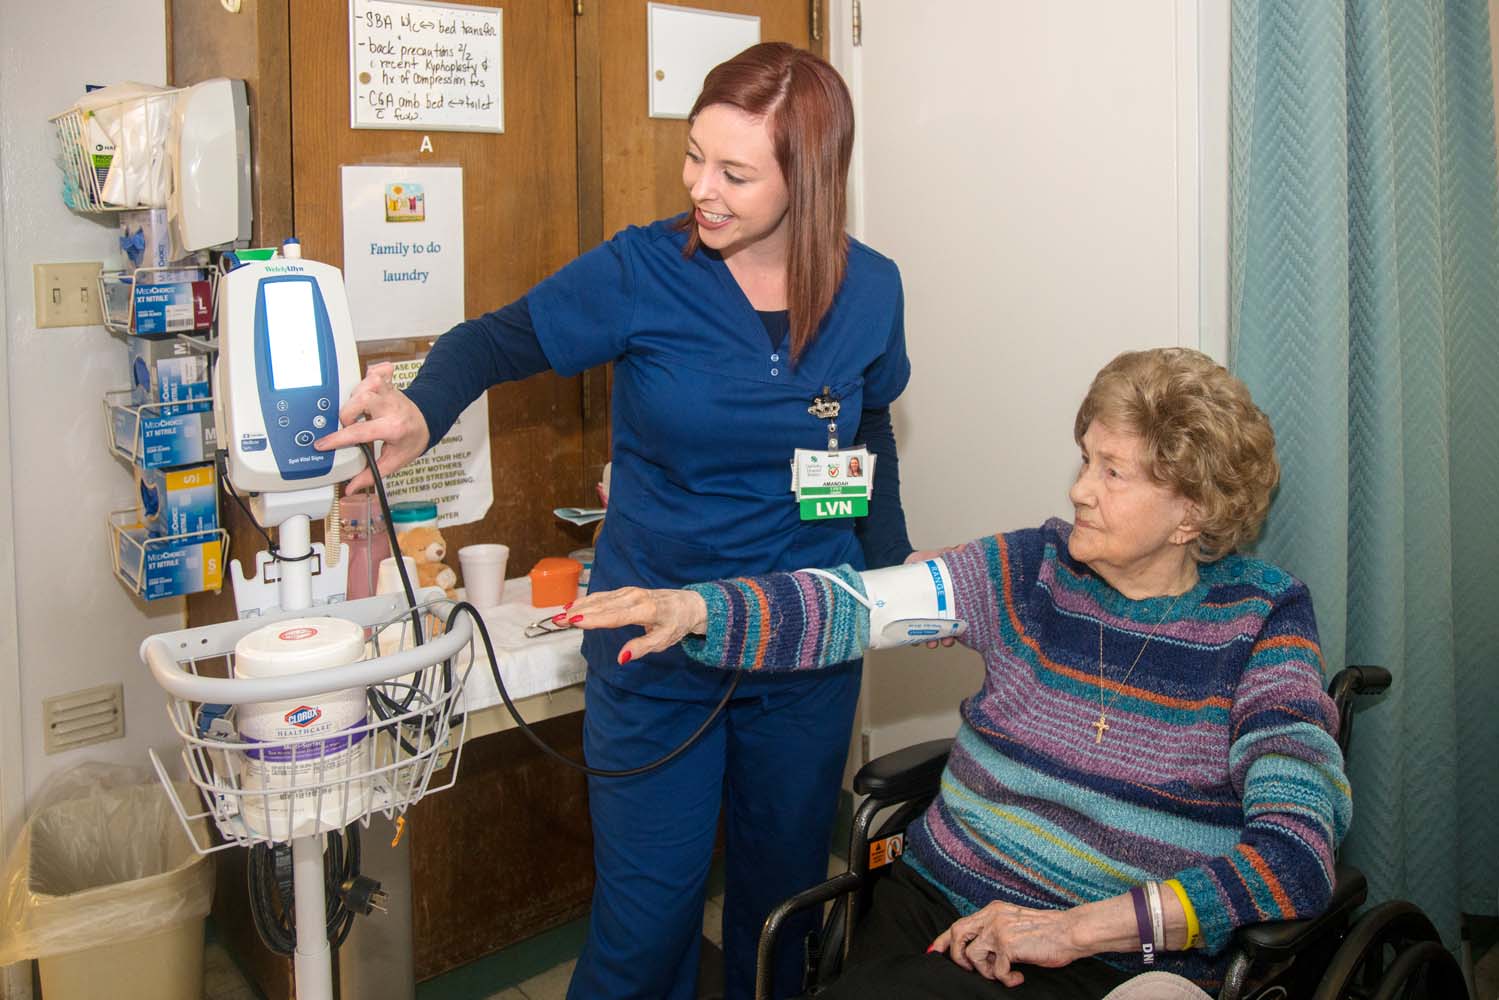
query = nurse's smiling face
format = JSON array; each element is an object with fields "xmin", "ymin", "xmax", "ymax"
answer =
[{"xmin": 683, "ymin": 103, "xmax": 791, "ymax": 261}]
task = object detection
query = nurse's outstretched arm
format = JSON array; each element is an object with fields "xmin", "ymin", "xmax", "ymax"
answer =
[{"xmin": 315, "ymin": 297, "xmax": 552, "ymax": 493}]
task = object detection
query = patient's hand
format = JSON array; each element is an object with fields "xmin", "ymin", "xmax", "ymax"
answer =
[
  {"xmin": 560, "ymin": 587, "xmax": 708, "ymax": 664},
  {"xmin": 929, "ymin": 901, "xmax": 1084, "ymax": 986}
]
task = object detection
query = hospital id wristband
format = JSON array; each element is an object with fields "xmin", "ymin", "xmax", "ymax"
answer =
[
  {"xmin": 1129, "ymin": 885, "xmax": 1156, "ymax": 966},
  {"xmin": 1145, "ymin": 881, "xmax": 1166, "ymax": 954}
]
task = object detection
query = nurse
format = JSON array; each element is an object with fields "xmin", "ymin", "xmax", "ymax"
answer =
[{"xmin": 318, "ymin": 42, "xmax": 913, "ymax": 1000}]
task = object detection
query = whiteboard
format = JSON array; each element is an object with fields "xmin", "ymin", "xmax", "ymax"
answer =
[
  {"xmin": 647, "ymin": 4, "xmax": 761, "ymax": 119},
  {"xmin": 349, "ymin": 0, "xmax": 503, "ymax": 132}
]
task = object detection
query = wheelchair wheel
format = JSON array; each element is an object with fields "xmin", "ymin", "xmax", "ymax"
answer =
[
  {"xmin": 1367, "ymin": 940, "xmax": 1468, "ymax": 1000},
  {"xmin": 1311, "ymin": 901, "xmax": 1459, "ymax": 1000}
]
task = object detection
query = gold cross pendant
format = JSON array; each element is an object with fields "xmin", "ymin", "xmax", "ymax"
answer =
[{"xmin": 1092, "ymin": 714, "xmax": 1109, "ymax": 743}]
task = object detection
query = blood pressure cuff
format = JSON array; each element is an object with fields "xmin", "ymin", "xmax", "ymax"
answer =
[{"xmin": 680, "ymin": 560, "xmax": 966, "ymax": 672}]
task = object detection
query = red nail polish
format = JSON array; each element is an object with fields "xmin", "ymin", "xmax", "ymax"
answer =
[
  {"xmin": 551, "ymin": 613, "xmax": 566, "ymax": 622},
  {"xmin": 926, "ymin": 945, "xmax": 939, "ymax": 954},
  {"xmin": 619, "ymin": 650, "xmax": 632, "ymax": 664},
  {"xmin": 569, "ymin": 615, "xmax": 583, "ymax": 624},
  {"xmin": 564, "ymin": 601, "xmax": 574, "ymax": 610}
]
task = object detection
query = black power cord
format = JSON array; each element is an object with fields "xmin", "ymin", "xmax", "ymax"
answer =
[
  {"xmin": 247, "ymin": 824, "xmax": 374, "ymax": 955},
  {"xmin": 358, "ymin": 443, "xmax": 740, "ymax": 778}
]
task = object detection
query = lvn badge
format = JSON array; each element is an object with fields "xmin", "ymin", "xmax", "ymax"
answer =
[{"xmin": 792, "ymin": 447, "xmax": 873, "ymax": 520}]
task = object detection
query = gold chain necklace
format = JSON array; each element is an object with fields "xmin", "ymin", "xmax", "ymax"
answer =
[{"xmin": 1093, "ymin": 593, "xmax": 1182, "ymax": 744}]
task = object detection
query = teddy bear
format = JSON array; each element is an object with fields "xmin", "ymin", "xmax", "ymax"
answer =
[{"xmin": 396, "ymin": 525, "xmax": 458, "ymax": 598}]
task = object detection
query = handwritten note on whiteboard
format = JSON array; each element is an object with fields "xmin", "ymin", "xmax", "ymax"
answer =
[{"xmin": 349, "ymin": 0, "xmax": 503, "ymax": 132}]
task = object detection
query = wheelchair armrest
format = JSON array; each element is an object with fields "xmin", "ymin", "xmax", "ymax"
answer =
[
  {"xmin": 1330, "ymin": 665, "xmax": 1391, "ymax": 701},
  {"xmin": 852, "ymin": 738, "xmax": 954, "ymax": 801},
  {"xmin": 756, "ymin": 871, "xmax": 864, "ymax": 1000},
  {"xmin": 1232, "ymin": 863, "xmax": 1367, "ymax": 962},
  {"xmin": 1328, "ymin": 666, "xmax": 1391, "ymax": 758}
]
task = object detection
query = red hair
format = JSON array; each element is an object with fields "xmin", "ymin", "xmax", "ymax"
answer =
[{"xmin": 681, "ymin": 42, "xmax": 854, "ymax": 361}]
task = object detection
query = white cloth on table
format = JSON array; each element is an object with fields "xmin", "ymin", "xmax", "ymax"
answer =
[{"xmin": 453, "ymin": 576, "xmax": 587, "ymax": 712}]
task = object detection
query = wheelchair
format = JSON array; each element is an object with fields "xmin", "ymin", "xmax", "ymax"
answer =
[{"xmin": 754, "ymin": 666, "xmax": 1469, "ymax": 1000}]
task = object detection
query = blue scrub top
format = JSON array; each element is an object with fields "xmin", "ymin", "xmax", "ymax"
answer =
[{"xmin": 529, "ymin": 216, "xmax": 910, "ymax": 698}]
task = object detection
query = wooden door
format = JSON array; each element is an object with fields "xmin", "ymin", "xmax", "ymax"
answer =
[
  {"xmin": 582, "ymin": 0, "xmax": 826, "ymax": 243},
  {"xmin": 286, "ymin": 0, "xmax": 601, "ymax": 982},
  {"xmin": 292, "ymin": 0, "xmax": 597, "ymax": 574},
  {"xmin": 174, "ymin": 0, "xmax": 830, "ymax": 990}
]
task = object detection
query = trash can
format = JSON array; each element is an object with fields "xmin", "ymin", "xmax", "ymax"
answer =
[{"xmin": 0, "ymin": 765, "xmax": 214, "ymax": 1000}]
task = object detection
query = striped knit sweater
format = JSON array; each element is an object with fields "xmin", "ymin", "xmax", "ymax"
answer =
[{"xmin": 682, "ymin": 518, "xmax": 1350, "ymax": 989}]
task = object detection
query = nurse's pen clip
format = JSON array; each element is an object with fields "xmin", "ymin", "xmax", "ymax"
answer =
[{"xmin": 808, "ymin": 386, "xmax": 841, "ymax": 450}]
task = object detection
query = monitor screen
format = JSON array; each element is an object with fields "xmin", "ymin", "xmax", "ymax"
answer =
[{"xmin": 263, "ymin": 280, "xmax": 323, "ymax": 391}]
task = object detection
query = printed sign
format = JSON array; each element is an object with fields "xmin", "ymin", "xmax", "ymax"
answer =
[
  {"xmin": 341, "ymin": 164, "xmax": 464, "ymax": 343},
  {"xmin": 378, "ymin": 356, "xmax": 492, "ymax": 528}
]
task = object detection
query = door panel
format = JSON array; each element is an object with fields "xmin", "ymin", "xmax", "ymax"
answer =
[
  {"xmin": 594, "ymin": 1, "xmax": 823, "ymax": 236},
  {"xmin": 291, "ymin": 0, "xmax": 595, "ymax": 577}
]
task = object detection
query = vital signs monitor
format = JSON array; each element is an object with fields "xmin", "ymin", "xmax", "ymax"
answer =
[{"xmin": 216, "ymin": 251, "xmax": 363, "ymax": 493}]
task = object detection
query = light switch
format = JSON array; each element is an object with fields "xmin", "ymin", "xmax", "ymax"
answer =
[{"xmin": 33, "ymin": 261, "xmax": 103, "ymax": 328}]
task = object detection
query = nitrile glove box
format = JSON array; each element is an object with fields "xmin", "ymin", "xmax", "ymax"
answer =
[
  {"xmin": 110, "ymin": 400, "xmax": 216, "ymax": 468},
  {"xmin": 128, "ymin": 336, "xmax": 211, "ymax": 416},
  {"xmin": 138, "ymin": 463, "xmax": 218, "ymax": 538},
  {"xmin": 132, "ymin": 280, "xmax": 213, "ymax": 334},
  {"xmin": 116, "ymin": 525, "xmax": 224, "ymax": 599},
  {"xmin": 119, "ymin": 208, "xmax": 173, "ymax": 269}
]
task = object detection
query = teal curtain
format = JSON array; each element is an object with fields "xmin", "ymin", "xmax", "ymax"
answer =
[{"xmin": 1230, "ymin": 0, "xmax": 1499, "ymax": 947}]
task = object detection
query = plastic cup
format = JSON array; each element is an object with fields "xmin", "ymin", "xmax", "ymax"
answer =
[
  {"xmin": 376, "ymin": 555, "xmax": 418, "ymax": 596},
  {"xmin": 459, "ymin": 544, "xmax": 509, "ymax": 608}
]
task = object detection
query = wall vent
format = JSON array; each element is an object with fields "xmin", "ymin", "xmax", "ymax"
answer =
[{"xmin": 43, "ymin": 683, "xmax": 125, "ymax": 754}]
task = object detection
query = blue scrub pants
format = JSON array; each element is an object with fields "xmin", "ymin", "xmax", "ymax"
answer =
[{"xmin": 567, "ymin": 665, "xmax": 861, "ymax": 1000}]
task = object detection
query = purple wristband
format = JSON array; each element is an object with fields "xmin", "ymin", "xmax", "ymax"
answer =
[{"xmin": 1129, "ymin": 885, "xmax": 1156, "ymax": 965}]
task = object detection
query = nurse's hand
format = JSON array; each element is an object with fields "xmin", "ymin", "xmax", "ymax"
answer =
[
  {"xmin": 313, "ymin": 363, "xmax": 430, "ymax": 494},
  {"xmin": 905, "ymin": 547, "xmax": 960, "ymax": 648},
  {"xmin": 562, "ymin": 587, "xmax": 709, "ymax": 664}
]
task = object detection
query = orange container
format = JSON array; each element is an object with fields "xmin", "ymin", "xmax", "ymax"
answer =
[{"xmin": 529, "ymin": 556, "xmax": 582, "ymax": 607}]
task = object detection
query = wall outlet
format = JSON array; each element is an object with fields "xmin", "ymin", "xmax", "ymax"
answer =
[{"xmin": 33, "ymin": 261, "xmax": 103, "ymax": 328}]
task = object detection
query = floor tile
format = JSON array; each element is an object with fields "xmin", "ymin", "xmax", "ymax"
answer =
[
  {"xmin": 702, "ymin": 896, "xmax": 724, "ymax": 948},
  {"xmin": 515, "ymin": 958, "xmax": 575, "ymax": 1000}
]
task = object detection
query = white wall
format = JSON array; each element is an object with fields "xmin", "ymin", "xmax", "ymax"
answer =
[
  {"xmin": 0, "ymin": 6, "xmax": 22, "ymax": 991},
  {"xmin": 834, "ymin": 0, "xmax": 1227, "ymax": 756},
  {"xmin": 0, "ymin": 0, "xmax": 179, "ymax": 852}
]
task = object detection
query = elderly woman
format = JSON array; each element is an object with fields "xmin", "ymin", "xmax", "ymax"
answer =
[{"xmin": 565, "ymin": 348, "xmax": 1350, "ymax": 998}]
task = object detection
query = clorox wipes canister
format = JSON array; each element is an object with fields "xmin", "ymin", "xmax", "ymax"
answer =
[{"xmin": 234, "ymin": 617, "xmax": 372, "ymax": 838}]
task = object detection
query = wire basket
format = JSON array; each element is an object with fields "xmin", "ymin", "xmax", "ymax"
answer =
[
  {"xmin": 98, "ymin": 264, "xmax": 218, "ymax": 336},
  {"xmin": 109, "ymin": 508, "xmax": 229, "ymax": 600},
  {"xmin": 143, "ymin": 593, "xmax": 475, "ymax": 852},
  {"xmin": 50, "ymin": 89, "xmax": 181, "ymax": 213}
]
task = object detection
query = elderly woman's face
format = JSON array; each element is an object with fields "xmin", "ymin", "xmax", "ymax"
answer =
[{"xmin": 1067, "ymin": 421, "xmax": 1195, "ymax": 587}]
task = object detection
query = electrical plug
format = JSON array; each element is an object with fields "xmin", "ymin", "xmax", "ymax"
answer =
[{"xmin": 338, "ymin": 875, "xmax": 388, "ymax": 916}]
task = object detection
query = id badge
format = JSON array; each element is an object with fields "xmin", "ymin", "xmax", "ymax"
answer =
[{"xmin": 792, "ymin": 446, "xmax": 873, "ymax": 520}]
